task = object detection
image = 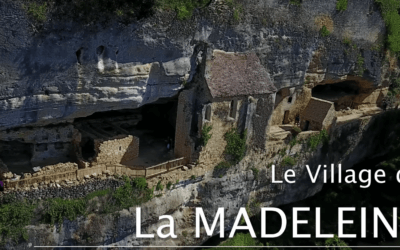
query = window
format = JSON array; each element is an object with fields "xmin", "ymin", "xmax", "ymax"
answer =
[
  {"xmin": 288, "ymin": 97, "xmax": 293, "ymax": 103},
  {"xmin": 229, "ymin": 100, "xmax": 237, "ymax": 119},
  {"xmin": 205, "ymin": 106, "xmax": 212, "ymax": 121}
]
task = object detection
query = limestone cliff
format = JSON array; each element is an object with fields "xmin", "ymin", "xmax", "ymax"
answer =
[
  {"xmin": 0, "ymin": 0, "xmax": 400, "ymax": 249},
  {"xmin": 0, "ymin": 0, "xmax": 393, "ymax": 129}
]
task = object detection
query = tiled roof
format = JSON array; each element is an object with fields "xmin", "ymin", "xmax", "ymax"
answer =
[
  {"xmin": 301, "ymin": 97, "xmax": 334, "ymax": 123},
  {"xmin": 205, "ymin": 50, "xmax": 276, "ymax": 98}
]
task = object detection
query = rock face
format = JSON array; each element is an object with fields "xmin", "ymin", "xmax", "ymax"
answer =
[
  {"xmin": 7, "ymin": 110, "xmax": 398, "ymax": 249},
  {"xmin": 0, "ymin": 0, "xmax": 389, "ymax": 129},
  {"xmin": 0, "ymin": 0, "xmax": 399, "ymax": 248}
]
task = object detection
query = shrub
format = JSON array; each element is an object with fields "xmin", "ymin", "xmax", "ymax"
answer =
[
  {"xmin": 201, "ymin": 124, "xmax": 213, "ymax": 146},
  {"xmin": 156, "ymin": 0, "xmax": 210, "ymax": 20},
  {"xmin": 282, "ymin": 156, "xmax": 296, "ymax": 166},
  {"xmin": 293, "ymin": 126, "xmax": 302, "ymax": 134},
  {"xmin": 215, "ymin": 161, "xmax": 231, "ymax": 170},
  {"xmin": 26, "ymin": 3, "xmax": 47, "ymax": 22},
  {"xmin": 325, "ymin": 235, "xmax": 351, "ymax": 249},
  {"xmin": 190, "ymin": 175, "xmax": 196, "ymax": 180},
  {"xmin": 307, "ymin": 129, "xmax": 329, "ymax": 151},
  {"xmin": 320, "ymin": 25, "xmax": 331, "ymax": 37},
  {"xmin": 207, "ymin": 233, "xmax": 264, "ymax": 249},
  {"xmin": 279, "ymin": 147, "xmax": 287, "ymax": 157},
  {"xmin": 0, "ymin": 201, "xmax": 36, "ymax": 243},
  {"xmin": 375, "ymin": 0, "xmax": 400, "ymax": 53},
  {"xmin": 166, "ymin": 181, "xmax": 173, "ymax": 190},
  {"xmin": 112, "ymin": 179, "xmax": 134, "ymax": 209},
  {"xmin": 133, "ymin": 177, "xmax": 147, "ymax": 190},
  {"xmin": 289, "ymin": 0, "xmax": 302, "ymax": 5},
  {"xmin": 336, "ymin": 0, "xmax": 348, "ymax": 11},
  {"xmin": 42, "ymin": 198, "xmax": 86, "ymax": 226},
  {"xmin": 251, "ymin": 167, "xmax": 259, "ymax": 179},
  {"xmin": 156, "ymin": 181, "xmax": 164, "ymax": 191},
  {"xmin": 224, "ymin": 128, "xmax": 247, "ymax": 164}
]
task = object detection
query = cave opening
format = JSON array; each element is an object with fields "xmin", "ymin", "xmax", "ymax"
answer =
[
  {"xmin": 81, "ymin": 138, "xmax": 95, "ymax": 160},
  {"xmin": 74, "ymin": 98, "xmax": 178, "ymax": 167},
  {"xmin": 312, "ymin": 81, "xmax": 360, "ymax": 111},
  {"xmin": 0, "ymin": 141, "xmax": 33, "ymax": 174}
]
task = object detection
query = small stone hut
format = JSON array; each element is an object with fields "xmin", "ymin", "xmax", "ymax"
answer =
[{"xmin": 300, "ymin": 97, "xmax": 336, "ymax": 131}]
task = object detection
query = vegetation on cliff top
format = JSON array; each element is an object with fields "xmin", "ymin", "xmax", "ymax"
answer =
[
  {"xmin": 156, "ymin": 0, "xmax": 209, "ymax": 19},
  {"xmin": 0, "ymin": 176, "xmax": 154, "ymax": 245},
  {"xmin": 336, "ymin": 0, "xmax": 348, "ymax": 11},
  {"xmin": 375, "ymin": 0, "xmax": 400, "ymax": 53},
  {"xmin": 23, "ymin": 0, "xmax": 212, "ymax": 23}
]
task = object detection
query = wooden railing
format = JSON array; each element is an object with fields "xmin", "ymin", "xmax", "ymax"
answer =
[
  {"xmin": 145, "ymin": 157, "xmax": 186, "ymax": 178},
  {"xmin": 5, "ymin": 157, "xmax": 186, "ymax": 190}
]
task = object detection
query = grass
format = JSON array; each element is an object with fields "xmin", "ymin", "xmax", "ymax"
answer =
[
  {"xmin": 201, "ymin": 124, "xmax": 213, "ymax": 146},
  {"xmin": 320, "ymin": 25, "xmax": 330, "ymax": 37},
  {"xmin": 357, "ymin": 53, "xmax": 365, "ymax": 76},
  {"xmin": 282, "ymin": 156, "xmax": 296, "ymax": 166},
  {"xmin": 215, "ymin": 161, "xmax": 231, "ymax": 170},
  {"xmin": 85, "ymin": 189, "xmax": 111, "ymax": 201},
  {"xmin": 289, "ymin": 0, "xmax": 302, "ymax": 6},
  {"xmin": 251, "ymin": 167, "xmax": 259, "ymax": 179},
  {"xmin": 375, "ymin": 0, "xmax": 400, "ymax": 53},
  {"xmin": 224, "ymin": 0, "xmax": 243, "ymax": 21},
  {"xmin": 205, "ymin": 233, "xmax": 264, "ymax": 249},
  {"xmin": 224, "ymin": 128, "xmax": 247, "ymax": 164},
  {"xmin": 336, "ymin": 0, "xmax": 348, "ymax": 11},
  {"xmin": 324, "ymin": 235, "xmax": 351, "ymax": 249},
  {"xmin": 156, "ymin": 0, "xmax": 210, "ymax": 20},
  {"xmin": 190, "ymin": 175, "xmax": 196, "ymax": 180},
  {"xmin": 343, "ymin": 37, "xmax": 351, "ymax": 45},
  {"xmin": 26, "ymin": 2, "xmax": 47, "ymax": 22}
]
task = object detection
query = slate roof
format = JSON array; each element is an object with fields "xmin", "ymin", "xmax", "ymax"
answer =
[
  {"xmin": 301, "ymin": 97, "xmax": 334, "ymax": 123},
  {"xmin": 205, "ymin": 50, "xmax": 276, "ymax": 98}
]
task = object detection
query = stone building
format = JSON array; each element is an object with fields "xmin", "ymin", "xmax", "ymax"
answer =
[
  {"xmin": 175, "ymin": 49, "xmax": 277, "ymax": 165},
  {"xmin": 300, "ymin": 97, "xmax": 336, "ymax": 131}
]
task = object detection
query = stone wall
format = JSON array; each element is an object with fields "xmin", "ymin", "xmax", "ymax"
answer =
[
  {"xmin": 198, "ymin": 99, "xmax": 244, "ymax": 167},
  {"xmin": 2, "ymin": 162, "xmax": 78, "ymax": 191},
  {"xmin": 174, "ymin": 90, "xmax": 195, "ymax": 163},
  {"xmin": 271, "ymin": 86, "xmax": 312, "ymax": 126},
  {"xmin": 1, "ymin": 158, "xmax": 188, "ymax": 191},
  {"xmin": 94, "ymin": 135, "xmax": 139, "ymax": 165}
]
